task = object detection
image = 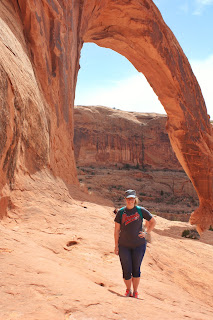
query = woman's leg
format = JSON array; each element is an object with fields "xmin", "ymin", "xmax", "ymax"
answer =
[
  {"xmin": 118, "ymin": 245, "xmax": 132, "ymax": 290},
  {"xmin": 132, "ymin": 277, "xmax": 140, "ymax": 292},
  {"xmin": 131, "ymin": 243, "xmax": 146, "ymax": 293},
  {"xmin": 123, "ymin": 278, "xmax": 132, "ymax": 290}
]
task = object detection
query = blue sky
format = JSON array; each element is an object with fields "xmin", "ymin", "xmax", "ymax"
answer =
[{"xmin": 75, "ymin": 0, "xmax": 213, "ymax": 119}]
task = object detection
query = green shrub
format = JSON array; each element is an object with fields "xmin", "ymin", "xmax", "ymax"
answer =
[
  {"xmin": 124, "ymin": 164, "xmax": 130, "ymax": 170},
  {"xmin": 181, "ymin": 229, "xmax": 200, "ymax": 240},
  {"xmin": 182, "ymin": 229, "xmax": 190, "ymax": 237}
]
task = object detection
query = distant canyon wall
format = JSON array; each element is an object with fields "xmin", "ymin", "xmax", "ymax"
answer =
[
  {"xmin": 0, "ymin": 0, "xmax": 212, "ymax": 231},
  {"xmin": 74, "ymin": 106, "xmax": 182, "ymax": 171}
]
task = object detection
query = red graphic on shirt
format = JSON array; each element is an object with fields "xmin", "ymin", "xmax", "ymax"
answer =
[{"xmin": 122, "ymin": 212, "xmax": 140, "ymax": 226}]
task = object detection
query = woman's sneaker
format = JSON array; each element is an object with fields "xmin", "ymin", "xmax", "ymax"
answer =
[
  {"xmin": 133, "ymin": 291, "xmax": 139, "ymax": 299},
  {"xmin": 125, "ymin": 289, "xmax": 132, "ymax": 297}
]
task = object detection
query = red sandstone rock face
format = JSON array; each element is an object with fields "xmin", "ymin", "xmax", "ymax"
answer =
[
  {"xmin": 0, "ymin": 1, "xmax": 50, "ymax": 210},
  {"xmin": 0, "ymin": 0, "xmax": 212, "ymax": 231},
  {"xmin": 0, "ymin": 0, "xmax": 79, "ymax": 191},
  {"xmin": 74, "ymin": 105, "xmax": 181, "ymax": 171}
]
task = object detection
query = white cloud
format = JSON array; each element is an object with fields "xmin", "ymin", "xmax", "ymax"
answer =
[
  {"xmin": 190, "ymin": 55, "xmax": 213, "ymax": 119},
  {"xmin": 179, "ymin": 3, "xmax": 189, "ymax": 14},
  {"xmin": 196, "ymin": 0, "xmax": 213, "ymax": 4},
  {"xmin": 75, "ymin": 73, "xmax": 166, "ymax": 114},
  {"xmin": 193, "ymin": 0, "xmax": 213, "ymax": 15}
]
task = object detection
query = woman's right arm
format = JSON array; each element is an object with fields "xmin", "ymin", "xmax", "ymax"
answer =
[{"xmin": 114, "ymin": 222, "xmax": 120, "ymax": 255}]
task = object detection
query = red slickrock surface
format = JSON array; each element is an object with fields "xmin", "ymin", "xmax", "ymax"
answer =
[{"xmin": 0, "ymin": 172, "xmax": 213, "ymax": 319}]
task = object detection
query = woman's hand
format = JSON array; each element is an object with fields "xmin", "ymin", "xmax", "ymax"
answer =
[
  {"xmin": 138, "ymin": 231, "xmax": 152, "ymax": 243},
  {"xmin": 114, "ymin": 246, "xmax": 119, "ymax": 255},
  {"xmin": 138, "ymin": 231, "xmax": 147, "ymax": 238}
]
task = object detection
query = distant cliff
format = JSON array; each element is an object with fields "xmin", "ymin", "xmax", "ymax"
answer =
[
  {"xmin": 74, "ymin": 105, "xmax": 182, "ymax": 171},
  {"xmin": 74, "ymin": 106, "xmax": 199, "ymax": 220}
]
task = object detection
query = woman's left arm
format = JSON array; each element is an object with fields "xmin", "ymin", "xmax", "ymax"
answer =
[
  {"xmin": 139, "ymin": 217, "xmax": 156, "ymax": 238},
  {"xmin": 146, "ymin": 217, "xmax": 156, "ymax": 234}
]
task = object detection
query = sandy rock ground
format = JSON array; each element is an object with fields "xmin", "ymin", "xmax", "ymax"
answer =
[{"xmin": 0, "ymin": 171, "xmax": 213, "ymax": 320}]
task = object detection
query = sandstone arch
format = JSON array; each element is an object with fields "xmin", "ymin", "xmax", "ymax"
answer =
[{"xmin": 0, "ymin": 0, "xmax": 212, "ymax": 232}]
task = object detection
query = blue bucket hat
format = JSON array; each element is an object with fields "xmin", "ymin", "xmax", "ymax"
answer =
[{"xmin": 125, "ymin": 189, "xmax": 136, "ymax": 198}]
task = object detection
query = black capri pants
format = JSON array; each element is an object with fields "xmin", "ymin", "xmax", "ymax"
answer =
[{"xmin": 118, "ymin": 243, "xmax": 146, "ymax": 280}]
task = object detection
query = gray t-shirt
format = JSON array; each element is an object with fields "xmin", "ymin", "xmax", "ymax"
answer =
[{"xmin": 114, "ymin": 206, "xmax": 152, "ymax": 248}]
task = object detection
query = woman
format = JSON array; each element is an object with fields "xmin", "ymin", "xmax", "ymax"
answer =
[{"xmin": 114, "ymin": 189, "xmax": 156, "ymax": 298}]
